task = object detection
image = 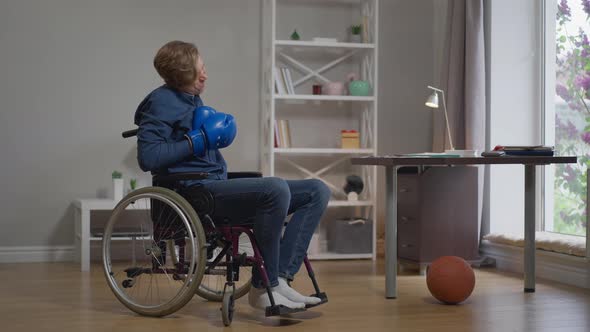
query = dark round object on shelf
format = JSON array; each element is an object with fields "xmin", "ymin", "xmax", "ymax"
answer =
[{"xmin": 343, "ymin": 175, "xmax": 364, "ymax": 194}]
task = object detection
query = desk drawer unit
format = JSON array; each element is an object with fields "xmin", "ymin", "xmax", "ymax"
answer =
[
  {"xmin": 397, "ymin": 176, "xmax": 419, "ymax": 207},
  {"xmin": 397, "ymin": 174, "xmax": 421, "ymax": 261},
  {"xmin": 396, "ymin": 166, "xmax": 479, "ymax": 263}
]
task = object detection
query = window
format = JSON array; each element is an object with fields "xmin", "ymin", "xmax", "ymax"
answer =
[{"xmin": 544, "ymin": 0, "xmax": 590, "ymax": 237}]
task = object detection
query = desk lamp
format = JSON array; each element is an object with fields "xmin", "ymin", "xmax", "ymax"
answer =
[{"xmin": 425, "ymin": 85, "xmax": 455, "ymax": 151}]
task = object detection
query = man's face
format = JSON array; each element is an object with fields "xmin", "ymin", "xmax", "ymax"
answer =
[{"xmin": 193, "ymin": 56, "xmax": 207, "ymax": 95}]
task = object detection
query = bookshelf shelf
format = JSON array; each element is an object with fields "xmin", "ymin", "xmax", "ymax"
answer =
[
  {"xmin": 274, "ymin": 94, "xmax": 375, "ymax": 102},
  {"xmin": 274, "ymin": 148, "xmax": 374, "ymax": 155},
  {"xmin": 275, "ymin": 40, "xmax": 375, "ymax": 49},
  {"xmin": 307, "ymin": 252, "xmax": 372, "ymax": 260},
  {"xmin": 90, "ymin": 236, "xmax": 150, "ymax": 241},
  {"xmin": 327, "ymin": 200, "xmax": 373, "ymax": 207},
  {"xmin": 262, "ymin": 0, "xmax": 379, "ymax": 261}
]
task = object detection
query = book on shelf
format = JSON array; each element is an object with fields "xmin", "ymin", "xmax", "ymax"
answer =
[
  {"xmin": 274, "ymin": 119, "xmax": 292, "ymax": 148},
  {"xmin": 274, "ymin": 67, "xmax": 295, "ymax": 95},
  {"xmin": 274, "ymin": 69, "xmax": 286, "ymax": 95},
  {"xmin": 283, "ymin": 67, "xmax": 295, "ymax": 94},
  {"xmin": 362, "ymin": 15, "xmax": 369, "ymax": 43},
  {"xmin": 274, "ymin": 120, "xmax": 280, "ymax": 148},
  {"xmin": 281, "ymin": 120, "xmax": 291, "ymax": 147}
]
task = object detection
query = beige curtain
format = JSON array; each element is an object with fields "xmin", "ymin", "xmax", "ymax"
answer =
[
  {"xmin": 432, "ymin": 0, "xmax": 486, "ymax": 240},
  {"xmin": 432, "ymin": 0, "xmax": 485, "ymax": 153}
]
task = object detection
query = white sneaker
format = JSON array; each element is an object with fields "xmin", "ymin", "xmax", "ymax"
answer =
[
  {"xmin": 275, "ymin": 278, "xmax": 322, "ymax": 305},
  {"xmin": 248, "ymin": 286, "xmax": 306, "ymax": 310}
]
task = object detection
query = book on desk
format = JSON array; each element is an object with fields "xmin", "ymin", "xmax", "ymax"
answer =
[
  {"xmin": 393, "ymin": 152, "xmax": 462, "ymax": 158},
  {"xmin": 493, "ymin": 145, "xmax": 555, "ymax": 156}
]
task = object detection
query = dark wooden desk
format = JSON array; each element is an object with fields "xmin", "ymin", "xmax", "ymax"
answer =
[{"xmin": 350, "ymin": 155, "xmax": 577, "ymax": 299}]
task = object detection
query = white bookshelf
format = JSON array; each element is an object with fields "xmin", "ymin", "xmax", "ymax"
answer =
[{"xmin": 261, "ymin": 0, "xmax": 379, "ymax": 260}]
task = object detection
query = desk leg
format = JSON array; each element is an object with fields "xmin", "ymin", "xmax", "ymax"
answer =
[
  {"xmin": 524, "ymin": 165, "xmax": 536, "ymax": 292},
  {"xmin": 81, "ymin": 209, "xmax": 90, "ymax": 272},
  {"xmin": 385, "ymin": 166, "xmax": 398, "ymax": 299},
  {"xmin": 74, "ymin": 208, "xmax": 81, "ymax": 268}
]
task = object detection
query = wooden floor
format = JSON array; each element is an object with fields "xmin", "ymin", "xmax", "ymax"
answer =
[{"xmin": 1, "ymin": 260, "xmax": 589, "ymax": 332}]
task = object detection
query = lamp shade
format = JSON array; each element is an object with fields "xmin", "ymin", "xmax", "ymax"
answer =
[{"xmin": 425, "ymin": 92, "xmax": 439, "ymax": 108}]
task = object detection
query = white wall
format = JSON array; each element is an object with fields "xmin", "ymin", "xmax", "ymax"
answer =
[
  {"xmin": 378, "ymin": 0, "xmax": 434, "ymax": 156},
  {"xmin": 0, "ymin": 0, "xmax": 435, "ymax": 259},
  {"xmin": 0, "ymin": 0, "xmax": 262, "ymax": 249},
  {"xmin": 375, "ymin": 0, "xmax": 435, "ymax": 239},
  {"xmin": 488, "ymin": 0, "xmax": 542, "ymax": 235}
]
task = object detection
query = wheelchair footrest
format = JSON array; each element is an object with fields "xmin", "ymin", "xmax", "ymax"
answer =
[
  {"xmin": 205, "ymin": 268, "xmax": 227, "ymax": 276},
  {"xmin": 124, "ymin": 267, "xmax": 151, "ymax": 278},
  {"xmin": 305, "ymin": 292, "xmax": 328, "ymax": 308},
  {"xmin": 264, "ymin": 304, "xmax": 306, "ymax": 317}
]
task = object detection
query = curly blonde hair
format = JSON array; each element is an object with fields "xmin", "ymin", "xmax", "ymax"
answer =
[{"xmin": 153, "ymin": 41, "xmax": 199, "ymax": 90}]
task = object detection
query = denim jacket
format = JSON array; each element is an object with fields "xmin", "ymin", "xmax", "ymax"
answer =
[{"xmin": 134, "ymin": 85, "xmax": 227, "ymax": 182}]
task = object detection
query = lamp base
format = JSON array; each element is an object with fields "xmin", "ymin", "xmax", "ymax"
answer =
[{"xmin": 445, "ymin": 149, "xmax": 478, "ymax": 157}]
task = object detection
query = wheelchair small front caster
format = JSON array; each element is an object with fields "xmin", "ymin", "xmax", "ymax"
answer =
[
  {"xmin": 221, "ymin": 289, "xmax": 235, "ymax": 326},
  {"xmin": 122, "ymin": 279, "xmax": 134, "ymax": 288}
]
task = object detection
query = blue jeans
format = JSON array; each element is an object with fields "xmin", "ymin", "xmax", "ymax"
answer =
[{"xmin": 202, "ymin": 177, "xmax": 330, "ymax": 288}]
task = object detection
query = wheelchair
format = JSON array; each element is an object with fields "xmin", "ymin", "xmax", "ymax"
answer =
[{"xmin": 101, "ymin": 129, "xmax": 328, "ymax": 326}]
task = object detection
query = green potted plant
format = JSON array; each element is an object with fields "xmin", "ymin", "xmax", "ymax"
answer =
[
  {"xmin": 350, "ymin": 24, "xmax": 362, "ymax": 43},
  {"xmin": 130, "ymin": 178, "xmax": 137, "ymax": 191},
  {"xmin": 112, "ymin": 170, "xmax": 123, "ymax": 201}
]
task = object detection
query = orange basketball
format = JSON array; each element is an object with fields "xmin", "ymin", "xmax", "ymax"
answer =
[{"xmin": 426, "ymin": 256, "xmax": 475, "ymax": 304}]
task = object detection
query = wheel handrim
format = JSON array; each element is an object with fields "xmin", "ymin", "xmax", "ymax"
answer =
[{"xmin": 102, "ymin": 192, "xmax": 199, "ymax": 313}]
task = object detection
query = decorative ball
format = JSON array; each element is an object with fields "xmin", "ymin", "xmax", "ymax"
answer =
[
  {"xmin": 426, "ymin": 256, "xmax": 475, "ymax": 305},
  {"xmin": 343, "ymin": 175, "xmax": 364, "ymax": 194}
]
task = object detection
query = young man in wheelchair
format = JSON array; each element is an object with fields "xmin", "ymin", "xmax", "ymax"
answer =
[{"xmin": 134, "ymin": 40, "xmax": 330, "ymax": 311}]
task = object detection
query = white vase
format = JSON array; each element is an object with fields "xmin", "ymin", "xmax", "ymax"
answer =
[
  {"xmin": 350, "ymin": 34, "xmax": 361, "ymax": 43},
  {"xmin": 113, "ymin": 178, "xmax": 124, "ymax": 201},
  {"xmin": 347, "ymin": 192, "xmax": 359, "ymax": 201}
]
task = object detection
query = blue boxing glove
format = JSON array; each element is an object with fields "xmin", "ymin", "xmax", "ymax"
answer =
[
  {"xmin": 192, "ymin": 105, "xmax": 217, "ymax": 129},
  {"xmin": 185, "ymin": 112, "xmax": 237, "ymax": 156},
  {"xmin": 184, "ymin": 105, "xmax": 218, "ymax": 157},
  {"xmin": 202, "ymin": 112, "xmax": 237, "ymax": 149}
]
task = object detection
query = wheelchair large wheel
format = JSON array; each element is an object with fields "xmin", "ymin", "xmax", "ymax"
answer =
[
  {"xmin": 102, "ymin": 187, "xmax": 207, "ymax": 317},
  {"xmin": 195, "ymin": 232, "xmax": 253, "ymax": 302}
]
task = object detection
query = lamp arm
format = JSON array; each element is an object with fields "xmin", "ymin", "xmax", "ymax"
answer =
[
  {"xmin": 427, "ymin": 85, "xmax": 444, "ymax": 93},
  {"xmin": 441, "ymin": 90, "xmax": 455, "ymax": 150}
]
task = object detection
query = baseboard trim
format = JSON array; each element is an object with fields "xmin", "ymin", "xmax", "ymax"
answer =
[
  {"xmin": 480, "ymin": 240, "xmax": 590, "ymax": 289},
  {"xmin": 0, "ymin": 246, "xmax": 74, "ymax": 263}
]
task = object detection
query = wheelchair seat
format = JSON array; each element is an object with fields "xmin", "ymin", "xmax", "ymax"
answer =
[{"xmin": 152, "ymin": 171, "xmax": 262, "ymax": 226}]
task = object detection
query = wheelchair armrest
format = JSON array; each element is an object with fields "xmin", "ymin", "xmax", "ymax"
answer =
[
  {"xmin": 122, "ymin": 128, "xmax": 138, "ymax": 138},
  {"xmin": 153, "ymin": 172, "xmax": 209, "ymax": 186},
  {"xmin": 227, "ymin": 172, "xmax": 263, "ymax": 179}
]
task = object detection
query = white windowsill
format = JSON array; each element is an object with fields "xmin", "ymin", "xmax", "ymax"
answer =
[{"xmin": 480, "ymin": 240, "xmax": 590, "ymax": 289}]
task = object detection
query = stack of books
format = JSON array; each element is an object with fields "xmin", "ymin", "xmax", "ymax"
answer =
[{"xmin": 493, "ymin": 145, "xmax": 554, "ymax": 156}]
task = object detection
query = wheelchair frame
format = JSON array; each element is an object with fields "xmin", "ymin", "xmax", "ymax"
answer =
[{"xmin": 102, "ymin": 129, "xmax": 327, "ymax": 326}]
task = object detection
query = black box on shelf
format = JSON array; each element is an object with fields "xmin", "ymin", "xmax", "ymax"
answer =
[{"xmin": 327, "ymin": 218, "xmax": 373, "ymax": 254}]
